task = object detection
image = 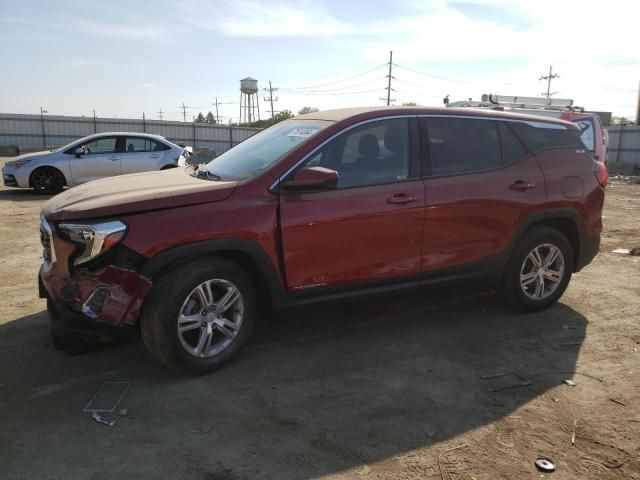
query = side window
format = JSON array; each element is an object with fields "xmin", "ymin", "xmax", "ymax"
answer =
[
  {"xmin": 81, "ymin": 137, "xmax": 118, "ymax": 155},
  {"xmin": 302, "ymin": 118, "xmax": 410, "ymax": 188},
  {"xmin": 498, "ymin": 122, "xmax": 527, "ymax": 165},
  {"xmin": 424, "ymin": 118, "xmax": 501, "ymax": 176},
  {"xmin": 509, "ymin": 122, "xmax": 582, "ymax": 152},
  {"xmin": 574, "ymin": 118, "xmax": 595, "ymax": 152},
  {"xmin": 124, "ymin": 137, "xmax": 162, "ymax": 153}
]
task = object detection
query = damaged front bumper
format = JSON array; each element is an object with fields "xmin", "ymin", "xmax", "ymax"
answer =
[{"xmin": 39, "ymin": 223, "xmax": 152, "ymax": 326}]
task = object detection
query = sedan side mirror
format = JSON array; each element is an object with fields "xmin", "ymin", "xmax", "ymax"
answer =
[
  {"xmin": 74, "ymin": 147, "xmax": 84, "ymax": 158},
  {"xmin": 282, "ymin": 166, "xmax": 339, "ymax": 192}
]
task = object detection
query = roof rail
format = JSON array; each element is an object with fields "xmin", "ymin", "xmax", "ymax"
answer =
[{"xmin": 446, "ymin": 94, "xmax": 584, "ymax": 112}]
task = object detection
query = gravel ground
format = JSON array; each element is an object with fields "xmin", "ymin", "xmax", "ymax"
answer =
[{"xmin": 0, "ymin": 163, "xmax": 638, "ymax": 479}]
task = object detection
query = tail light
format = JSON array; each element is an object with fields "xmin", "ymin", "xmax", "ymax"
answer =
[{"xmin": 593, "ymin": 160, "xmax": 608, "ymax": 189}]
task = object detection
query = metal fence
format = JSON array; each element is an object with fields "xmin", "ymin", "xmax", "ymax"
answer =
[
  {"xmin": 0, "ymin": 113, "xmax": 262, "ymax": 153},
  {"xmin": 606, "ymin": 125, "xmax": 640, "ymax": 165}
]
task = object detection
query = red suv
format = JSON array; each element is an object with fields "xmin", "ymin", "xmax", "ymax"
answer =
[{"xmin": 39, "ymin": 107, "xmax": 606, "ymax": 373}]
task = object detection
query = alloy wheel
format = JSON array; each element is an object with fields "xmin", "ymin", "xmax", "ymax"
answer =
[
  {"xmin": 519, "ymin": 243, "xmax": 565, "ymax": 300},
  {"xmin": 177, "ymin": 279, "xmax": 244, "ymax": 358}
]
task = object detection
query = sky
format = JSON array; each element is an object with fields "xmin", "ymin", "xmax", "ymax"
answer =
[{"xmin": 0, "ymin": 0, "xmax": 638, "ymax": 123}]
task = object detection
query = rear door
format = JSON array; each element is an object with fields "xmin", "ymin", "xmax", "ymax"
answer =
[
  {"xmin": 279, "ymin": 117, "xmax": 425, "ymax": 291},
  {"xmin": 69, "ymin": 136, "xmax": 121, "ymax": 184},
  {"xmin": 420, "ymin": 116, "xmax": 547, "ymax": 272},
  {"xmin": 121, "ymin": 137, "xmax": 169, "ymax": 174}
]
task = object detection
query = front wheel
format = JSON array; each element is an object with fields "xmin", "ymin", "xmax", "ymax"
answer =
[
  {"xmin": 501, "ymin": 226, "xmax": 574, "ymax": 312},
  {"xmin": 30, "ymin": 166, "xmax": 66, "ymax": 194},
  {"xmin": 140, "ymin": 258, "xmax": 256, "ymax": 374}
]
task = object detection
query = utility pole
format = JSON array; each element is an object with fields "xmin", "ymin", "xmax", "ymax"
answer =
[
  {"xmin": 213, "ymin": 97, "xmax": 220, "ymax": 124},
  {"xmin": 380, "ymin": 51, "xmax": 395, "ymax": 106},
  {"xmin": 40, "ymin": 106, "xmax": 47, "ymax": 148},
  {"xmin": 263, "ymin": 81, "xmax": 278, "ymax": 118},
  {"xmin": 539, "ymin": 65, "xmax": 560, "ymax": 98},
  {"xmin": 142, "ymin": 112, "xmax": 146, "ymax": 132},
  {"xmin": 181, "ymin": 102, "xmax": 188, "ymax": 122},
  {"xmin": 636, "ymin": 79, "xmax": 640, "ymax": 125},
  {"xmin": 157, "ymin": 108, "xmax": 164, "ymax": 121}
]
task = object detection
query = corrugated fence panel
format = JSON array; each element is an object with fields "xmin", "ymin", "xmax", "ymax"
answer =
[
  {"xmin": 0, "ymin": 113, "xmax": 263, "ymax": 153},
  {"xmin": 606, "ymin": 126, "xmax": 640, "ymax": 164}
]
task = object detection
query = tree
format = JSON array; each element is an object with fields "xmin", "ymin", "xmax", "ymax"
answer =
[
  {"xmin": 298, "ymin": 106, "xmax": 319, "ymax": 115},
  {"xmin": 272, "ymin": 110, "xmax": 294, "ymax": 123},
  {"xmin": 195, "ymin": 112, "xmax": 205, "ymax": 123},
  {"xmin": 402, "ymin": 101, "xmax": 418, "ymax": 106},
  {"xmin": 205, "ymin": 111, "xmax": 216, "ymax": 124}
]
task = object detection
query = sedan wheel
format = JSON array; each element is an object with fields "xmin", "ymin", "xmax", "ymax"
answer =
[
  {"xmin": 31, "ymin": 167, "xmax": 65, "ymax": 194},
  {"xmin": 177, "ymin": 279, "xmax": 244, "ymax": 358}
]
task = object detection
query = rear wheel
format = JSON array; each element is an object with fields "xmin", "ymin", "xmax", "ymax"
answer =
[
  {"xmin": 501, "ymin": 226, "xmax": 574, "ymax": 312},
  {"xmin": 30, "ymin": 166, "xmax": 65, "ymax": 194},
  {"xmin": 140, "ymin": 258, "xmax": 256, "ymax": 374}
]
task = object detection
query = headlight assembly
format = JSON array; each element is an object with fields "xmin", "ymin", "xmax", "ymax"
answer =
[
  {"xmin": 5, "ymin": 159, "xmax": 32, "ymax": 169},
  {"xmin": 57, "ymin": 220, "xmax": 127, "ymax": 265}
]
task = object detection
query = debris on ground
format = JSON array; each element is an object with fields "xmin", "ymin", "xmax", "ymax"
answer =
[
  {"xmin": 571, "ymin": 419, "xmax": 577, "ymax": 446},
  {"xmin": 611, "ymin": 247, "xmax": 640, "ymax": 255},
  {"xmin": 481, "ymin": 371, "xmax": 531, "ymax": 392},
  {"xmin": 191, "ymin": 426, "xmax": 212, "ymax": 434},
  {"xmin": 83, "ymin": 381, "xmax": 131, "ymax": 413},
  {"xmin": 563, "ymin": 379, "xmax": 576, "ymax": 387},
  {"xmin": 118, "ymin": 408, "xmax": 128, "ymax": 417},
  {"xmin": 610, "ymin": 398, "xmax": 626, "ymax": 406},
  {"xmin": 535, "ymin": 457, "xmax": 556, "ymax": 473},
  {"xmin": 91, "ymin": 412, "xmax": 117, "ymax": 427}
]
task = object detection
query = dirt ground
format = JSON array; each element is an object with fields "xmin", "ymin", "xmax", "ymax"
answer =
[{"xmin": 0, "ymin": 160, "xmax": 638, "ymax": 480}]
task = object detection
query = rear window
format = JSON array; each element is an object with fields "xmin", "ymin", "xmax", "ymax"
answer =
[
  {"xmin": 573, "ymin": 118, "xmax": 596, "ymax": 152},
  {"xmin": 508, "ymin": 122, "xmax": 582, "ymax": 153}
]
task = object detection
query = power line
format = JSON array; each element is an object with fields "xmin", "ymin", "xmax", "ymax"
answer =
[
  {"xmin": 274, "ymin": 59, "xmax": 385, "ymax": 85},
  {"xmin": 279, "ymin": 88, "xmax": 382, "ymax": 96},
  {"xmin": 283, "ymin": 63, "xmax": 387, "ymax": 91},
  {"xmin": 279, "ymin": 76, "xmax": 384, "ymax": 94},
  {"xmin": 393, "ymin": 64, "xmax": 474, "ymax": 84}
]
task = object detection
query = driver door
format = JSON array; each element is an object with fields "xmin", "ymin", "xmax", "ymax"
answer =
[{"xmin": 69, "ymin": 136, "xmax": 122, "ymax": 184}]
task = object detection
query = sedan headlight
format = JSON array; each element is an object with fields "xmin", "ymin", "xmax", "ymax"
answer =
[
  {"xmin": 57, "ymin": 220, "xmax": 127, "ymax": 265},
  {"xmin": 5, "ymin": 159, "xmax": 32, "ymax": 169}
]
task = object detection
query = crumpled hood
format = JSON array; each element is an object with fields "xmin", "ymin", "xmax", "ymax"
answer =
[{"xmin": 42, "ymin": 168, "xmax": 237, "ymax": 221}]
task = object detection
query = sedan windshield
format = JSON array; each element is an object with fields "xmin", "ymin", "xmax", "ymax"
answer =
[{"xmin": 203, "ymin": 120, "xmax": 332, "ymax": 180}]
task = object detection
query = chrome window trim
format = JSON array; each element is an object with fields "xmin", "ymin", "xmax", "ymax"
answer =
[{"xmin": 269, "ymin": 113, "xmax": 569, "ymax": 192}]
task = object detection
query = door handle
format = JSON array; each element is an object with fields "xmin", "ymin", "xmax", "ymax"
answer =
[
  {"xmin": 509, "ymin": 180, "xmax": 535, "ymax": 191},
  {"xmin": 110, "ymin": 156, "xmax": 120, "ymax": 161},
  {"xmin": 387, "ymin": 194, "xmax": 417, "ymax": 205},
  {"xmin": 150, "ymin": 154, "xmax": 160, "ymax": 159}
]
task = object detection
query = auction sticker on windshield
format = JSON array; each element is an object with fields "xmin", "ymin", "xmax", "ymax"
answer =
[{"xmin": 287, "ymin": 127, "xmax": 319, "ymax": 137}]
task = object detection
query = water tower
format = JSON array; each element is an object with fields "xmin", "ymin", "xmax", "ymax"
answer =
[{"xmin": 239, "ymin": 77, "xmax": 260, "ymax": 124}]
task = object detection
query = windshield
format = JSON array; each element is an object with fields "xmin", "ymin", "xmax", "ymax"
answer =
[{"xmin": 203, "ymin": 120, "xmax": 332, "ymax": 180}]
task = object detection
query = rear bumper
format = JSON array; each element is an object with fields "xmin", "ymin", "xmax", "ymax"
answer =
[{"xmin": 576, "ymin": 234, "xmax": 600, "ymax": 271}]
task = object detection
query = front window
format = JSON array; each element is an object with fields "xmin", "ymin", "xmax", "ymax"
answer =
[{"xmin": 203, "ymin": 120, "xmax": 332, "ymax": 180}]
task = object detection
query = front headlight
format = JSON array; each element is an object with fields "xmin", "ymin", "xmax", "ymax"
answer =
[
  {"xmin": 5, "ymin": 159, "xmax": 32, "ymax": 169},
  {"xmin": 57, "ymin": 220, "xmax": 127, "ymax": 265}
]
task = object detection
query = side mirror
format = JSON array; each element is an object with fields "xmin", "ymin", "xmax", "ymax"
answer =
[
  {"xmin": 74, "ymin": 147, "xmax": 84, "ymax": 158},
  {"xmin": 282, "ymin": 166, "xmax": 338, "ymax": 192}
]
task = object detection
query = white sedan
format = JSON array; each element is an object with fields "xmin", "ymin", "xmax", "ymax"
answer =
[{"xmin": 2, "ymin": 132, "xmax": 189, "ymax": 194}]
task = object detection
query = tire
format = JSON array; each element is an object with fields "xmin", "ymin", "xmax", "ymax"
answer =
[
  {"xmin": 140, "ymin": 258, "xmax": 256, "ymax": 374},
  {"xmin": 30, "ymin": 166, "xmax": 66, "ymax": 194},
  {"xmin": 501, "ymin": 226, "xmax": 574, "ymax": 312},
  {"xmin": 160, "ymin": 164, "xmax": 177, "ymax": 170}
]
